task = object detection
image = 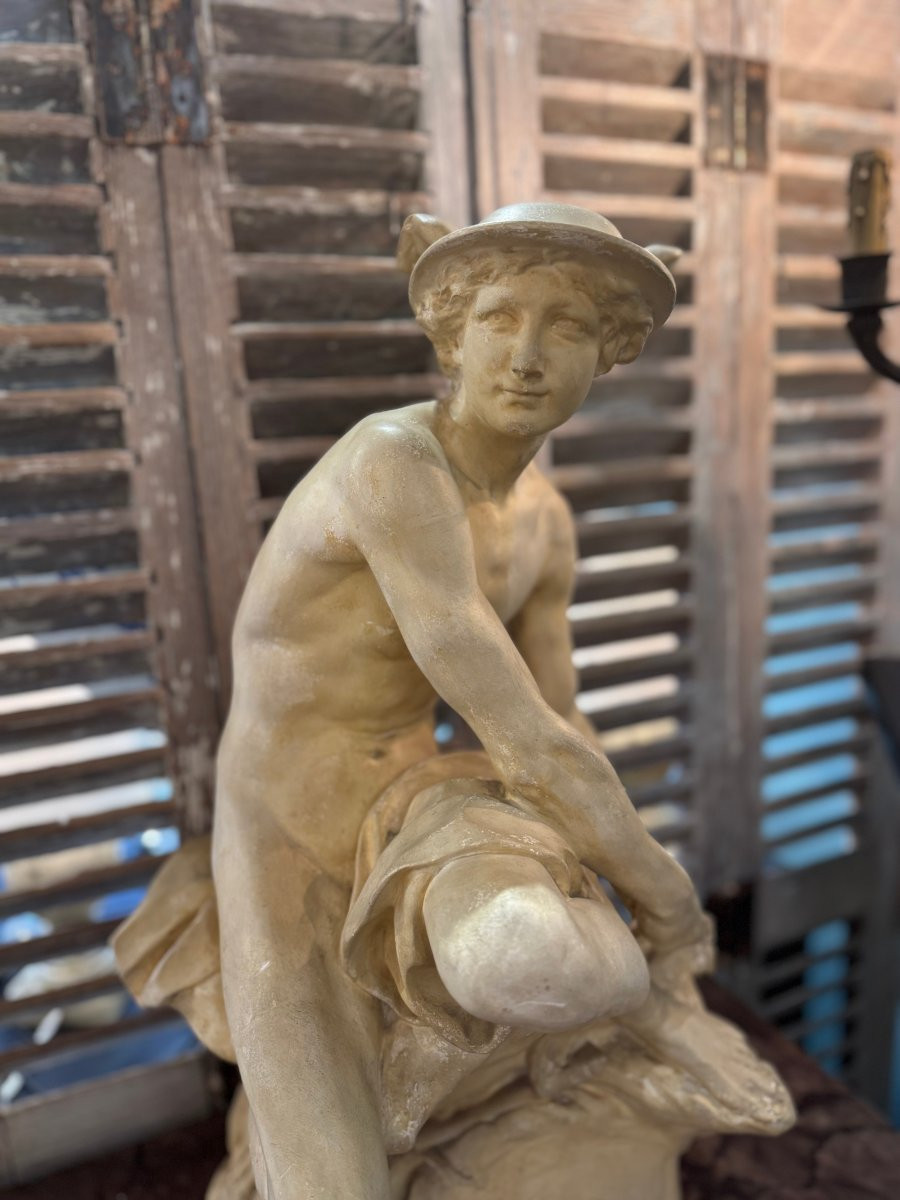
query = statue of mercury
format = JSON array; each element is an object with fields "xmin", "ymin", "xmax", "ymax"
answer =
[{"xmin": 115, "ymin": 202, "xmax": 794, "ymax": 1200}]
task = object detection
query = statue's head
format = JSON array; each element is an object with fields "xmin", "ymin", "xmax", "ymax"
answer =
[{"xmin": 400, "ymin": 203, "xmax": 677, "ymax": 437}]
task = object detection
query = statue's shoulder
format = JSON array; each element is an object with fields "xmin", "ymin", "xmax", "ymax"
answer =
[
  {"xmin": 335, "ymin": 401, "xmax": 459, "ymax": 534},
  {"xmin": 343, "ymin": 401, "xmax": 447, "ymax": 474}
]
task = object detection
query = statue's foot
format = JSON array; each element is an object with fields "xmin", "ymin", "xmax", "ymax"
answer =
[{"xmin": 622, "ymin": 994, "xmax": 795, "ymax": 1133}]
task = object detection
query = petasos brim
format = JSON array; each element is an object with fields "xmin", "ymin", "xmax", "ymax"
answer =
[{"xmin": 408, "ymin": 202, "xmax": 677, "ymax": 330}]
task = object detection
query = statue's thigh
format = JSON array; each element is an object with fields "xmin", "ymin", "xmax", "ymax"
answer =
[
  {"xmin": 215, "ymin": 842, "xmax": 381, "ymax": 1074},
  {"xmin": 214, "ymin": 841, "xmax": 391, "ymax": 1199}
]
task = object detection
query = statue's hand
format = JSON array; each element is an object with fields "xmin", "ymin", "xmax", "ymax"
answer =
[{"xmin": 634, "ymin": 907, "xmax": 716, "ymax": 997}]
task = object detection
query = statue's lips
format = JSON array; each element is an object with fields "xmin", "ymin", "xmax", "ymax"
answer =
[{"xmin": 500, "ymin": 388, "xmax": 548, "ymax": 402}]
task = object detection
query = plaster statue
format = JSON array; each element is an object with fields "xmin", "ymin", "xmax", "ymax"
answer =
[{"xmin": 114, "ymin": 202, "xmax": 794, "ymax": 1200}]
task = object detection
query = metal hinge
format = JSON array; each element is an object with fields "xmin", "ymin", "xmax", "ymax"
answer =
[{"xmin": 705, "ymin": 55, "xmax": 768, "ymax": 171}]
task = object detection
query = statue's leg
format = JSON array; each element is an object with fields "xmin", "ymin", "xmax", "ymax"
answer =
[
  {"xmin": 215, "ymin": 835, "xmax": 390, "ymax": 1200},
  {"xmin": 422, "ymin": 853, "xmax": 649, "ymax": 1032}
]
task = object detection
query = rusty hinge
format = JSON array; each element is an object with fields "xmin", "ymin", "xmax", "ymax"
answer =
[
  {"xmin": 87, "ymin": 0, "xmax": 209, "ymax": 145},
  {"xmin": 705, "ymin": 55, "xmax": 768, "ymax": 171}
]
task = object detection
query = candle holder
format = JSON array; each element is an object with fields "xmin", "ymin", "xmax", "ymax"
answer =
[
  {"xmin": 822, "ymin": 252, "xmax": 900, "ymax": 383},
  {"xmin": 821, "ymin": 149, "xmax": 900, "ymax": 383}
]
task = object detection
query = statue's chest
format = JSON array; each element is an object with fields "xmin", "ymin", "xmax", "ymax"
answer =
[{"xmin": 467, "ymin": 499, "xmax": 544, "ymax": 625}]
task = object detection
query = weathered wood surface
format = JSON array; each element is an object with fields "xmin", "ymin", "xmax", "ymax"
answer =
[
  {"xmin": 87, "ymin": 0, "xmax": 208, "ymax": 143},
  {"xmin": 209, "ymin": 2, "xmax": 417, "ymax": 62},
  {"xmin": 0, "ymin": 918, "xmax": 122, "ymax": 973},
  {"xmin": 103, "ymin": 146, "xmax": 221, "ymax": 833},
  {"xmin": 160, "ymin": 145, "xmax": 258, "ymax": 704},
  {"xmin": 689, "ymin": 3, "xmax": 774, "ymax": 896},
  {"xmin": 417, "ymin": 0, "xmax": 471, "ymax": 229},
  {"xmin": 469, "ymin": 0, "xmax": 542, "ymax": 213},
  {"xmin": 0, "ymin": 29, "xmax": 213, "ymax": 1142},
  {"xmin": 467, "ymin": 0, "xmax": 701, "ymax": 865},
  {"xmin": 0, "ymin": 0, "xmax": 74, "ymax": 45},
  {"xmin": 0, "ymin": 1011, "xmax": 178, "ymax": 1075},
  {"xmin": 149, "ymin": 0, "xmax": 209, "ymax": 143},
  {"xmin": 85, "ymin": 0, "xmax": 147, "ymax": 141},
  {"xmin": 0, "ymin": 853, "xmax": 167, "ymax": 920}
]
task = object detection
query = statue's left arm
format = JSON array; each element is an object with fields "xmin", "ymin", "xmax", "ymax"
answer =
[
  {"xmin": 508, "ymin": 485, "xmax": 600, "ymax": 743},
  {"xmin": 509, "ymin": 484, "xmax": 712, "ymax": 965}
]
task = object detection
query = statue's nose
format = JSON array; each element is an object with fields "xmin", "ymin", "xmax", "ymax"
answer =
[{"xmin": 511, "ymin": 346, "xmax": 543, "ymax": 379}]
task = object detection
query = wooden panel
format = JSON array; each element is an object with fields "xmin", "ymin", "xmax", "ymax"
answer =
[
  {"xmin": 0, "ymin": 4, "xmax": 220, "ymax": 1147},
  {"xmin": 0, "ymin": 16, "xmax": 173, "ymax": 881},
  {"xmin": 87, "ymin": 0, "xmax": 209, "ymax": 144},
  {"xmin": 103, "ymin": 146, "xmax": 221, "ymax": 833},
  {"xmin": 537, "ymin": 0, "xmax": 694, "ymax": 46},
  {"xmin": 469, "ymin": 0, "xmax": 702, "ymax": 873},
  {"xmin": 875, "ymin": 58, "xmax": 900, "ymax": 655},
  {"xmin": 417, "ymin": 0, "xmax": 470, "ymax": 229},
  {"xmin": 724, "ymin": 0, "xmax": 900, "ymax": 1109},
  {"xmin": 779, "ymin": 0, "xmax": 898, "ymax": 76},
  {"xmin": 0, "ymin": 973, "xmax": 124, "ymax": 1021},
  {"xmin": 0, "ymin": 919, "xmax": 123, "ymax": 973},
  {"xmin": 0, "ymin": 854, "xmax": 166, "ymax": 920},
  {"xmin": 210, "ymin": 3, "xmax": 418, "ymax": 61},
  {"xmin": 0, "ymin": 43, "xmax": 84, "ymax": 114},
  {"xmin": 469, "ymin": 0, "xmax": 542, "ymax": 213},
  {"xmin": 507, "ymin": 0, "xmax": 900, "ymax": 1106},
  {"xmin": 159, "ymin": 146, "xmax": 258, "ymax": 702}
]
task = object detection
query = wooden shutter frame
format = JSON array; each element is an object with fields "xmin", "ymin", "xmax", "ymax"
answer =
[
  {"xmin": 750, "ymin": 0, "xmax": 900, "ymax": 1109},
  {"xmin": 469, "ymin": 0, "xmax": 761, "ymax": 894},
  {"xmin": 0, "ymin": 0, "xmax": 219, "ymax": 1181}
]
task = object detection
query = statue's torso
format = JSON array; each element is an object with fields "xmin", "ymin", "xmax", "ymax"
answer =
[{"xmin": 215, "ymin": 402, "xmax": 558, "ymax": 875}]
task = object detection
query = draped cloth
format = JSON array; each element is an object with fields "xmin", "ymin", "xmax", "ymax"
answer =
[
  {"xmin": 112, "ymin": 833, "xmax": 234, "ymax": 1063},
  {"xmin": 114, "ymin": 751, "xmax": 600, "ymax": 1064},
  {"xmin": 341, "ymin": 750, "xmax": 608, "ymax": 1054}
]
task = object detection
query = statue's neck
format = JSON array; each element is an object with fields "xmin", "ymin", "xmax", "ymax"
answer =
[{"xmin": 434, "ymin": 390, "xmax": 544, "ymax": 500}]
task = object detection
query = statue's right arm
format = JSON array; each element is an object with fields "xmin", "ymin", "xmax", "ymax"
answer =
[{"xmin": 345, "ymin": 423, "xmax": 702, "ymax": 947}]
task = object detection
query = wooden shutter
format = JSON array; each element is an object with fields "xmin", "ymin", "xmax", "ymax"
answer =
[
  {"xmin": 0, "ymin": 0, "xmax": 218, "ymax": 1181},
  {"xmin": 746, "ymin": 0, "xmax": 900, "ymax": 1105},
  {"xmin": 471, "ymin": 0, "xmax": 715, "ymax": 879},
  {"xmin": 165, "ymin": 0, "xmax": 471, "ymax": 698},
  {"xmin": 2, "ymin": 0, "xmax": 469, "ymax": 1177},
  {"xmin": 469, "ymin": 0, "xmax": 900, "ymax": 1109}
]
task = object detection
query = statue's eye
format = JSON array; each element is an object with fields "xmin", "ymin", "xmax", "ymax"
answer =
[
  {"xmin": 478, "ymin": 309, "xmax": 515, "ymax": 329},
  {"xmin": 553, "ymin": 316, "xmax": 588, "ymax": 336}
]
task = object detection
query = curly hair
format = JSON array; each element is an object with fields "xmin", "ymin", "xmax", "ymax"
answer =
[{"xmin": 413, "ymin": 246, "xmax": 654, "ymax": 379}]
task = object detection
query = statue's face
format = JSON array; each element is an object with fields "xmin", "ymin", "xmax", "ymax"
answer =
[{"xmin": 456, "ymin": 264, "xmax": 601, "ymax": 438}]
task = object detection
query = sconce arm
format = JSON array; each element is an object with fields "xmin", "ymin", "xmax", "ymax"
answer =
[{"xmin": 845, "ymin": 311, "xmax": 900, "ymax": 384}]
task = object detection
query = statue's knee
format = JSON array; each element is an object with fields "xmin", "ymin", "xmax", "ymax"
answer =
[
  {"xmin": 425, "ymin": 876, "xmax": 594, "ymax": 1029},
  {"xmin": 424, "ymin": 863, "xmax": 653, "ymax": 1030}
]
